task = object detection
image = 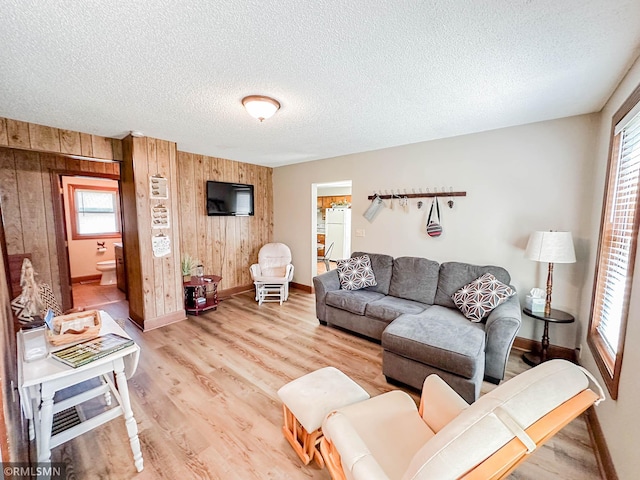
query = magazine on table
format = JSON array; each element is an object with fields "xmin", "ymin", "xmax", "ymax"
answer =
[{"xmin": 51, "ymin": 333, "xmax": 134, "ymax": 368}]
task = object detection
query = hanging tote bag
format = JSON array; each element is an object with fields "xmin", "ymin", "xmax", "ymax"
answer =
[{"xmin": 426, "ymin": 197, "xmax": 443, "ymax": 237}]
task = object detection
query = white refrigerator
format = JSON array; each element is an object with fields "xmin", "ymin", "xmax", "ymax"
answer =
[{"xmin": 325, "ymin": 208, "xmax": 352, "ymax": 261}]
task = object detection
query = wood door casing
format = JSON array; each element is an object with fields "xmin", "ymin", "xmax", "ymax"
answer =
[
  {"xmin": 51, "ymin": 172, "xmax": 73, "ymax": 310},
  {"xmin": 50, "ymin": 170, "xmax": 121, "ymax": 311},
  {"xmin": 0, "ymin": 204, "xmax": 28, "ymax": 461}
]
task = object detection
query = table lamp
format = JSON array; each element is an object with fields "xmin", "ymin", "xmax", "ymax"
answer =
[{"xmin": 525, "ymin": 231, "xmax": 576, "ymax": 316}]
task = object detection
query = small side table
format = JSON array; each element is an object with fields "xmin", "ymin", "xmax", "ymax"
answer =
[
  {"xmin": 522, "ymin": 307, "xmax": 575, "ymax": 367},
  {"xmin": 17, "ymin": 312, "xmax": 143, "ymax": 471},
  {"xmin": 184, "ymin": 275, "xmax": 222, "ymax": 315}
]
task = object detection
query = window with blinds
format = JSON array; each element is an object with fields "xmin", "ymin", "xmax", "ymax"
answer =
[
  {"xmin": 68, "ymin": 184, "xmax": 121, "ymax": 240},
  {"xmin": 589, "ymin": 83, "xmax": 640, "ymax": 399}
]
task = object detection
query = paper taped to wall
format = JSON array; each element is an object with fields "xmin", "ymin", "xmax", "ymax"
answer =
[{"xmin": 152, "ymin": 234, "xmax": 171, "ymax": 257}]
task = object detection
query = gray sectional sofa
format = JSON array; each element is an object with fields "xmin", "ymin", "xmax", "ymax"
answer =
[{"xmin": 313, "ymin": 252, "xmax": 522, "ymax": 403}]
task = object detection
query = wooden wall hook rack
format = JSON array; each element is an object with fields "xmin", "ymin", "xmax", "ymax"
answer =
[{"xmin": 367, "ymin": 191, "xmax": 466, "ymax": 200}]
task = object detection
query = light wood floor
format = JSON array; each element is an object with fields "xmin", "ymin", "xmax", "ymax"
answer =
[
  {"xmin": 316, "ymin": 261, "xmax": 336, "ymax": 275},
  {"xmin": 46, "ymin": 290, "xmax": 602, "ymax": 479}
]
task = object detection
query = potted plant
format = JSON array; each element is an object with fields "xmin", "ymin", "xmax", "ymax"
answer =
[{"xmin": 181, "ymin": 254, "xmax": 198, "ymax": 282}]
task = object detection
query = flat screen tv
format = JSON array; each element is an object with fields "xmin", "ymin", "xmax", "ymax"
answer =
[{"xmin": 206, "ymin": 181, "xmax": 254, "ymax": 216}]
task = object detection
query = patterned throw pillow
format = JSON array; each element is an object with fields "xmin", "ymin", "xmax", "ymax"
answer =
[
  {"xmin": 451, "ymin": 273, "xmax": 515, "ymax": 322},
  {"xmin": 336, "ymin": 255, "xmax": 377, "ymax": 291}
]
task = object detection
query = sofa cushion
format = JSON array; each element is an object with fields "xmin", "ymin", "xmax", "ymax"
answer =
[
  {"xmin": 326, "ymin": 290, "xmax": 385, "ymax": 315},
  {"xmin": 452, "ymin": 273, "xmax": 516, "ymax": 322},
  {"xmin": 434, "ymin": 262, "xmax": 511, "ymax": 309},
  {"xmin": 365, "ymin": 296, "xmax": 429, "ymax": 323},
  {"xmin": 388, "ymin": 257, "xmax": 440, "ymax": 304},
  {"xmin": 352, "ymin": 252, "xmax": 394, "ymax": 295},
  {"xmin": 336, "ymin": 255, "xmax": 377, "ymax": 291},
  {"xmin": 382, "ymin": 307, "xmax": 486, "ymax": 379}
]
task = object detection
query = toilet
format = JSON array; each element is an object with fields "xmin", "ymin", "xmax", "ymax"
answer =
[{"xmin": 96, "ymin": 260, "xmax": 117, "ymax": 285}]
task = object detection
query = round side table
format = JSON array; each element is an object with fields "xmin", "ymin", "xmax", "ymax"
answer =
[{"xmin": 522, "ymin": 307, "xmax": 574, "ymax": 367}]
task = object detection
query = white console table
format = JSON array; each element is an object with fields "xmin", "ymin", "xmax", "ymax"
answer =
[{"xmin": 17, "ymin": 311, "xmax": 144, "ymax": 472}]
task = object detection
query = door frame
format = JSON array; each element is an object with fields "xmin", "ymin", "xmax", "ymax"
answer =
[
  {"xmin": 0, "ymin": 200, "xmax": 29, "ymax": 461},
  {"xmin": 313, "ymin": 180, "xmax": 353, "ymax": 279},
  {"xmin": 50, "ymin": 169, "xmax": 120, "ymax": 311}
]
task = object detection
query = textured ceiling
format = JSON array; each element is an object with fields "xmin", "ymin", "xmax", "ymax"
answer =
[{"xmin": 1, "ymin": 1, "xmax": 640, "ymax": 167}]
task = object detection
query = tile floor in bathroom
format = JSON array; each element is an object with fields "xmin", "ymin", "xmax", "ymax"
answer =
[{"xmin": 72, "ymin": 281, "xmax": 126, "ymax": 310}]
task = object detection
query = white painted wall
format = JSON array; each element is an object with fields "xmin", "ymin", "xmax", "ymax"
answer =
[
  {"xmin": 62, "ymin": 176, "xmax": 122, "ymax": 279},
  {"xmin": 317, "ymin": 186, "xmax": 352, "ymax": 196},
  {"xmin": 577, "ymin": 55, "xmax": 640, "ymax": 480},
  {"xmin": 274, "ymin": 114, "xmax": 599, "ymax": 349}
]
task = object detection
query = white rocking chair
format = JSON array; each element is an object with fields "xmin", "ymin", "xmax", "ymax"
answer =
[{"xmin": 249, "ymin": 243, "xmax": 294, "ymax": 305}]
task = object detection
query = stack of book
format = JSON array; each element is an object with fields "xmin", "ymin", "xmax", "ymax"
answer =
[{"xmin": 51, "ymin": 333, "xmax": 134, "ymax": 368}]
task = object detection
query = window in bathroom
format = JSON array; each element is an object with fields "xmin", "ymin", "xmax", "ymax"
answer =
[{"xmin": 69, "ymin": 185, "xmax": 121, "ymax": 240}]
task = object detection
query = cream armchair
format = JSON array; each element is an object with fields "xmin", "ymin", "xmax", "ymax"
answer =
[
  {"xmin": 249, "ymin": 243, "xmax": 294, "ymax": 305},
  {"xmin": 321, "ymin": 360, "xmax": 604, "ymax": 480}
]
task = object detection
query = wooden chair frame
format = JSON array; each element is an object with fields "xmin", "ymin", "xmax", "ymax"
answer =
[
  {"xmin": 320, "ymin": 389, "xmax": 599, "ymax": 480},
  {"xmin": 282, "ymin": 404, "xmax": 325, "ymax": 468}
]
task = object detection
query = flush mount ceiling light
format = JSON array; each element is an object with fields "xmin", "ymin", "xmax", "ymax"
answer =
[{"xmin": 242, "ymin": 95, "xmax": 280, "ymax": 122}]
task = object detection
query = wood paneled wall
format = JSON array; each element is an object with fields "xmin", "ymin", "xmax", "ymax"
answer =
[
  {"xmin": 0, "ymin": 217, "xmax": 27, "ymax": 461},
  {"xmin": 0, "ymin": 117, "xmax": 122, "ymax": 161},
  {"xmin": 121, "ymin": 136, "xmax": 184, "ymax": 330},
  {"xmin": 177, "ymin": 152, "xmax": 273, "ymax": 293},
  {"xmin": 0, "ymin": 115, "xmax": 273, "ymax": 324},
  {"xmin": 0, "ymin": 147, "xmax": 120, "ymax": 307}
]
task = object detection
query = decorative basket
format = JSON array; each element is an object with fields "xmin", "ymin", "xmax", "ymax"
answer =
[{"xmin": 46, "ymin": 310, "xmax": 102, "ymax": 347}]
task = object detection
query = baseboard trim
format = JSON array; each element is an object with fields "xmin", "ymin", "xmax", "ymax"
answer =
[
  {"xmin": 512, "ymin": 336, "xmax": 577, "ymax": 363},
  {"xmin": 219, "ymin": 284, "xmax": 253, "ymax": 299},
  {"xmin": 128, "ymin": 311, "xmax": 144, "ymax": 330},
  {"xmin": 216, "ymin": 283, "xmax": 313, "ymax": 299},
  {"xmin": 128, "ymin": 309, "xmax": 187, "ymax": 331},
  {"xmin": 72, "ymin": 274, "xmax": 101, "ymax": 284},
  {"xmin": 142, "ymin": 309, "xmax": 187, "ymax": 331},
  {"xmin": 290, "ymin": 282, "xmax": 313, "ymax": 294},
  {"xmin": 585, "ymin": 406, "xmax": 618, "ymax": 480}
]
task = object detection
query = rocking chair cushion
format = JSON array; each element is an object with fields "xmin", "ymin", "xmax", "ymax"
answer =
[
  {"xmin": 324, "ymin": 390, "xmax": 435, "ymax": 479},
  {"xmin": 403, "ymin": 360, "xmax": 593, "ymax": 479},
  {"xmin": 321, "ymin": 360, "xmax": 603, "ymax": 480},
  {"xmin": 278, "ymin": 366, "xmax": 369, "ymax": 433},
  {"xmin": 257, "ymin": 243, "xmax": 292, "ymax": 277}
]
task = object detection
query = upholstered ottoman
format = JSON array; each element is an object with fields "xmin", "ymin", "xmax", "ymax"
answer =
[
  {"xmin": 382, "ymin": 307, "xmax": 486, "ymax": 403},
  {"xmin": 277, "ymin": 366, "xmax": 369, "ymax": 466}
]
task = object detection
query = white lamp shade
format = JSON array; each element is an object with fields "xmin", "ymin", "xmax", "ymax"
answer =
[
  {"xmin": 525, "ymin": 231, "xmax": 576, "ymax": 263},
  {"xmin": 242, "ymin": 95, "xmax": 280, "ymax": 121}
]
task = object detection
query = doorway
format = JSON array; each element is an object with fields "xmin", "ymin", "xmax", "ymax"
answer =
[
  {"xmin": 313, "ymin": 180, "xmax": 352, "ymax": 277},
  {"xmin": 0, "ymin": 147, "xmax": 127, "ymax": 315},
  {"xmin": 57, "ymin": 174, "xmax": 127, "ymax": 311}
]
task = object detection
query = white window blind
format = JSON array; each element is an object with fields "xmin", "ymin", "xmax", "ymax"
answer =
[
  {"xmin": 74, "ymin": 189, "xmax": 119, "ymax": 235},
  {"xmin": 593, "ymin": 109, "xmax": 640, "ymax": 359}
]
